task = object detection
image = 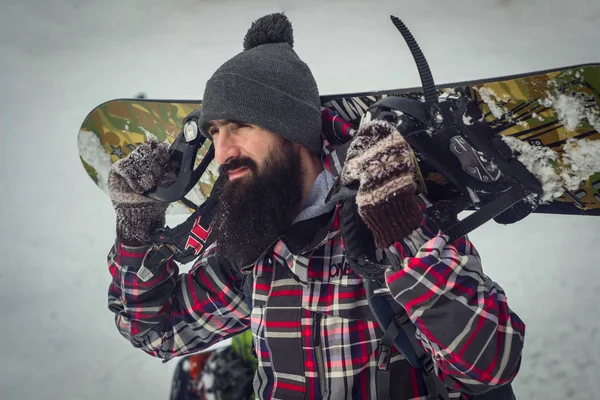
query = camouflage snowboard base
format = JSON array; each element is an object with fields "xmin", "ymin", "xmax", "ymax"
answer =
[{"xmin": 78, "ymin": 63, "xmax": 600, "ymax": 216}]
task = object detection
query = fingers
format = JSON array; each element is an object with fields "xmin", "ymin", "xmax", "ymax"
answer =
[
  {"xmin": 112, "ymin": 140, "xmax": 173, "ymax": 194},
  {"xmin": 342, "ymin": 120, "xmax": 412, "ymax": 187},
  {"xmin": 349, "ymin": 120, "xmax": 400, "ymax": 156}
]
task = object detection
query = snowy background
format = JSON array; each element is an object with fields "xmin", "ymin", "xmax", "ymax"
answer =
[{"xmin": 1, "ymin": 0, "xmax": 599, "ymax": 399}]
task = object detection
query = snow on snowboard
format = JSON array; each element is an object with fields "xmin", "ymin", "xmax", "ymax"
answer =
[{"xmin": 78, "ymin": 63, "xmax": 600, "ymax": 218}]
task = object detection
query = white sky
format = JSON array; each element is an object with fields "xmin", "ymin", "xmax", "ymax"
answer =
[{"xmin": 1, "ymin": 1, "xmax": 599, "ymax": 399}]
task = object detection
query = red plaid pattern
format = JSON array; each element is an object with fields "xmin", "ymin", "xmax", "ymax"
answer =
[
  {"xmin": 107, "ymin": 109, "xmax": 524, "ymax": 399},
  {"xmin": 108, "ymin": 209, "xmax": 524, "ymax": 399}
]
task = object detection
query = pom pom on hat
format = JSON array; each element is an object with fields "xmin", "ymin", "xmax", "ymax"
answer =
[{"xmin": 243, "ymin": 13, "xmax": 294, "ymax": 50}]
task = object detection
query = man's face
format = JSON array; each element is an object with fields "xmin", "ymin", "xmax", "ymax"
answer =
[
  {"xmin": 208, "ymin": 120, "xmax": 305, "ymax": 268},
  {"xmin": 208, "ymin": 120, "xmax": 283, "ymax": 182}
]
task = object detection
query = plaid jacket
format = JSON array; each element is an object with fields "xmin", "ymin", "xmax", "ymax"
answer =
[{"xmin": 107, "ymin": 112, "xmax": 525, "ymax": 399}]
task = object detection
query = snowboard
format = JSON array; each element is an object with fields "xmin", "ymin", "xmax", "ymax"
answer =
[{"xmin": 78, "ymin": 63, "xmax": 600, "ymax": 217}]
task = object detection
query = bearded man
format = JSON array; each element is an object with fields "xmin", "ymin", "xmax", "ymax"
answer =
[{"xmin": 106, "ymin": 13, "xmax": 524, "ymax": 400}]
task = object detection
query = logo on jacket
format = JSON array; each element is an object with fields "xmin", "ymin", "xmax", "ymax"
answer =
[{"xmin": 185, "ymin": 216, "xmax": 212, "ymax": 255}]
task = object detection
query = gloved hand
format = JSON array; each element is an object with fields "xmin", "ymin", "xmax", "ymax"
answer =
[
  {"xmin": 107, "ymin": 140, "xmax": 177, "ymax": 246},
  {"xmin": 340, "ymin": 117, "xmax": 422, "ymax": 248}
]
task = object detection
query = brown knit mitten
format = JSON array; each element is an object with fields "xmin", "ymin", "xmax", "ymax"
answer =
[
  {"xmin": 340, "ymin": 119, "xmax": 422, "ymax": 248},
  {"xmin": 107, "ymin": 140, "xmax": 177, "ymax": 246}
]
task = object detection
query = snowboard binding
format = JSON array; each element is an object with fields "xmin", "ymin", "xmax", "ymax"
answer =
[
  {"xmin": 365, "ymin": 16, "xmax": 544, "ymax": 240},
  {"xmin": 145, "ymin": 108, "xmax": 215, "ymax": 204}
]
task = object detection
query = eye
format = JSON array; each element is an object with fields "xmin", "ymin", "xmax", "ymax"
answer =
[{"xmin": 208, "ymin": 126, "xmax": 220, "ymax": 137}]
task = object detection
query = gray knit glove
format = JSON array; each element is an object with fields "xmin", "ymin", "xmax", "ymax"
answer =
[
  {"xmin": 340, "ymin": 118, "xmax": 422, "ymax": 248},
  {"xmin": 107, "ymin": 140, "xmax": 177, "ymax": 246}
]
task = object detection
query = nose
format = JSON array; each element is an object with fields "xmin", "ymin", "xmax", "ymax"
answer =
[{"xmin": 212, "ymin": 128, "xmax": 240, "ymax": 165}]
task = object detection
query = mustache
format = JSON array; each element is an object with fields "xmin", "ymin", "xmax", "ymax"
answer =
[{"xmin": 219, "ymin": 157, "xmax": 257, "ymax": 175}]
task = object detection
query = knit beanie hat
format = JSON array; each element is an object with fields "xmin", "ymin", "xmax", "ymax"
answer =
[{"xmin": 198, "ymin": 13, "xmax": 323, "ymax": 155}]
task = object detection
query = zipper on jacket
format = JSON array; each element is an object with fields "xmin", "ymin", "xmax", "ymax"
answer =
[{"xmin": 313, "ymin": 313, "xmax": 327, "ymax": 398}]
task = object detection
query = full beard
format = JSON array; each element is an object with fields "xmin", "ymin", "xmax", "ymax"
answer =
[{"xmin": 212, "ymin": 140, "xmax": 304, "ymax": 269}]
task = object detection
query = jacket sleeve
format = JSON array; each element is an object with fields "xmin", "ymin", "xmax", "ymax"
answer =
[
  {"xmin": 383, "ymin": 220, "xmax": 525, "ymax": 394},
  {"xmin": 107, "ymin": 241, "xmax": 250, "ymax": 361}
]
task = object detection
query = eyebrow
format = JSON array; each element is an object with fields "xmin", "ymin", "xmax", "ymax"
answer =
[{"xmin": 208, "ymin": 119, "xmax": 246, "ymax": 128}]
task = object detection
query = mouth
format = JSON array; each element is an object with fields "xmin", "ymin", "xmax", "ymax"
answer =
[{"xmin": 228, "ymin": 167, "xmax": 250, "ymax": 180}]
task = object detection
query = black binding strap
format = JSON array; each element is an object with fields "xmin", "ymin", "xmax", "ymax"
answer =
[{"xmin": 444, "ymin": 186, "xmax": 527, "ymax": 242}]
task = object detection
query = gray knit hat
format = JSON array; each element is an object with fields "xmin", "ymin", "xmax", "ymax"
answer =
[{"xmin": 198, "ymin": 13, "xmax": 323, "ymax": 155}]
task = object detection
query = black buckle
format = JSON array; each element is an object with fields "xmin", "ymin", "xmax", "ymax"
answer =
[
  {"xmin": 137, "ymin": 244, "xmax": 177, "ymax": 282},
  {"xmin": 419, "ymin": 354, "xmax": 436, "ymax": 375},
  {"xmin": 394, "ymin": 312, "xmax": 410, "ymax": 327},
  {"xmin": 377, "ymin": 344, "xmax": 392, "ymax": 371}
]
